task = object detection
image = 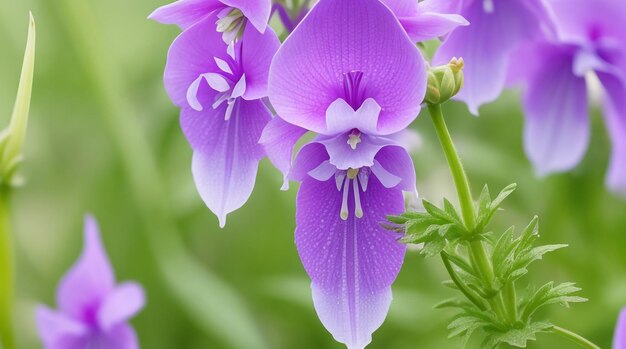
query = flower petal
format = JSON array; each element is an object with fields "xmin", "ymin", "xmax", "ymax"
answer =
[
  {"xmin": 57, "ymin": 215, "xmax": 115, "ymax": 320},
  {"xmin": 289, "ymin": 142, "xmax": 330, "ymax": 183},
  {"xmin": 615, "ymin": 307, "xmax": 626, "ymax": 349},
  {"xmin": 598, "ymin": 72, "xmax": 626, "ymax": 196},
  {"xmin": 183, "ymin": 99, "xmax": 271, "ymax": 227},
  {"xmin": 318, "ymin": 133, "xmax": 395, "ymax": 170},
  {"xmin": 399, "ymin": 12, "xmax": 468, "ymax": 43},
  {"xmin": 521, "ymin": 44, "xmax": 590, "ymax": 175},
  {"xmin": 164, "ymin": 14, "xmax": 228, "ymax": 108},
  {"xmin": 325, "ymin": 98, "xmax": 381, "ymax": 136},
  {"xmin": 100, "ymin": 324, "xmax": 140, "ymax": 349},
  {"xmin": 374, "ymin": 145, "xmax": 417, "ymax": 196},
  {"xmin": 149, "ymin": 0, "xmax": 222, "ymax": 29},
  {"xmin": 220, "ymin": 0, "xmax": 272, "ymax": 34},
  {"xmin": 259, "ymin": 116, "xmax": 308, "ymax": 190},
  {"xmin": 98, "ymin": 282, "xmax": 146, "ymax": 332},
  {"xmin": 239, "ymin": 24, "xmax": 281, "ymax": 101},
  {"xmin": 36, "ymin": 306, "xmax": 88, "ymax": 349},
  {"xmin": 434, "ymin": 0, "xmax": 551, "ymax": 114},
  {"xmin": 269, "ymin": 0, "xmax": 426, "ymax": 135},
  {"xmin": 295, "ymin": 176, "xmax": 405, "ymax": 349}
]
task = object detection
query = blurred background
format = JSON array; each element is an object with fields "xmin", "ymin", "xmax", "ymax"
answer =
[{"xmin": 1, "ymin": 0, "xmax": 625, "ymax": 348}]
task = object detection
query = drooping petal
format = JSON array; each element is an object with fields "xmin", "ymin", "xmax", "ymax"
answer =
[
  {"xmin": 36, "ymin": 306, "xmax": 88, "ymax": 349},
  {"xmin": 164, "ymin": 14, "xmax": 229, "ymax": 108},
  {"xmin": 434, "ymin": 0, "xmax": 552, "ymax": 114},
  {"xmin": 296, "ymin": 176, "xmax": 405, "ymax": 349},
  {"xmin": 615, "ymin": 307, "xmax": 626, "ymax": 349},
  {"xmin": 269, "ymin": 0, "xmax": 426, "ymax": 135},
  {"xmin": 221, "ymin": 0, "xmax": 272, "ymax": 34},
  {"xmin": 149, "ymin": 0, "xmax": 222, "ymax": 30},
  {"xmin": 57, "ymin": 216, "xmax": 115, "ymax": 320},
  {"xmin": 97, "ymin": 282, "xmax": 146, "ymax": 332},
  {"xmin": 259, "ymin": 116, "xmax": 308, "ymax": 190},
  {"xmin": 239, "ymin": 24, "xmax": 280, "ymax": 101},
  {"xmin": 183, "ymin": 98, "xmax": 271, "ymax": 227},
  {"xmin": 521, "ymin": 44, "xmax": 590, "ymax": 175},
  {"xmin": 374, "ymin": 145, "xmax": 417, "ymax": 196},
  {"xmin": 598, "ymin": 72, "xmax": 626, "ymax": 196}
]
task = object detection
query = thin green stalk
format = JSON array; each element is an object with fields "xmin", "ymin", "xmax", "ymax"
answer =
[
  {"xmin": 440, "ymin": 252, "xmax": 486, "ymax": 311},
  {"xmin": 0, "ymin": 186, "xmax": 14, "ymax": 349},
  {"xmin": 551, "ymin": 325, "xmax": 601, "ymax": 349},
  {"xmin": 428, "ymin": 104, "xmax": 508, "ymax": 321},
  {"xmin": 503, "ymin": 281, "xmax": 518, "ymax": 323}
]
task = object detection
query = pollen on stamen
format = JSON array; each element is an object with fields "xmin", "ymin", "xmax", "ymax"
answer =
[{"xmin": 347, "ymin": 130, "xmax": 361, "ymax": 150}]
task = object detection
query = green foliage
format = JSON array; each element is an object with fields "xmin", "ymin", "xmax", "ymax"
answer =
[{"xmin": 387, "ymin": 184, "xmax": 588, "ymax": 348}]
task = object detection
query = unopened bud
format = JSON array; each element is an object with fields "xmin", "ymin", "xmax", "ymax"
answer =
[
  {"xmin": 424, "ymin": 57, "xmax": 464, "ymax": 105},
  {"xmin": 1, "ymin": 13, "xmax": 35, "ymax": 187}
]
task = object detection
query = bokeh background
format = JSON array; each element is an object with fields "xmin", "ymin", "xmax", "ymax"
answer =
[{"xmin": 1, "ymin": 0, "xmax": 625, "ymax": 348}]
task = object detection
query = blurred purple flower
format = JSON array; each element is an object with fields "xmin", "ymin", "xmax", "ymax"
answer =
[
  {"xmin": 433, "ymin": 0, "xmax": 554, "ymax": 114},
  {"xmin": 150, "ymin": 0, "xmax": 272, "ymax": 44},
  {"xmin": 616, "ymin": 307, "xmax": 626, "ymax": 349},
  {"xmin": 164, "ymin": 15, "xmax": 279, "ymax": 227},
  {"xmin": 380, "ymin": 0, "xmax": 469, "ymax": 43},
  {"xmin": 266, "ymin": 0, "xmax": 424, "ymax": 346},
  {"xmin": 509, "ymin": 0, "xmax": 626, "ymax": 195},
  {"xmin": 36, "ymin": 216, "xmax": 145, "ymax": 349}
]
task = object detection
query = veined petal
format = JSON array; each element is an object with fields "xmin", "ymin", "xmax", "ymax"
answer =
[
  {"xmin": 164, "ymin": 14, "xmax": 230, "ymax": 108},
  {"xmin": 97, "ymin": 282, "xmax": 146, "ymax": 332},
  {"xmin": 221, "ymin": 0, "xmax": 272, "ymax": 33},
  {"xmin": 434, "ymin": 0, "xmax": 551, "ymax": 114},
  {"xmin": 598, "ymin": 72, "xmax": 626, "ymax": 196},
  {"xmin": 296, "ymin": 176, "xmax": 405, "ymax": 349},
  {"xmin": 57, "ymin": 216, "xmax": 115, "ymax": 320},
  {"xmin": 149, "ymin": 0, "xmax": 223, "ymax": 29},
  {"xmin": 522, "ymin": 44, "xmax": 589, "ymax": 175},
  {"xmin": 269, "ymin": 0, "xmax": 426, "ymax": 135},
  {"xmin": 615, "ymin": 307, "xmax": 626, "ymax": 349},
  {"xmin": 239, "ymin": 24, "xmax": 280, "ymax": 101},
  {"xmin": 259, "ymin": 116, "xmax": 308, "ymax": 190},
  {"xmin": 184, "ymin": 99, "xmax": 271, "ymax": 227},
  {"xmin": 36, "ymin": 306, "xmax": 88, "ymax": 349}
]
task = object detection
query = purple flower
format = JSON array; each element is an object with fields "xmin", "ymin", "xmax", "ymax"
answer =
[
  {"xmin": 150, "ymin": 0, "xmax": 272, "ymax": 44},
  {"xmin": 380, "ymin": 0, "xmax": 469, "ymax": 43},
  {"xmin": 36, "ymin": 216, "xmax": 145, "ymax": 349},
  {"xmin": 616, "ymin": 307, "xmax": 626, "ymax": 349},
  {"xmin": 164, "ymin": 15, "xmax": 279, "ymax": 226},
  {"xmin": 266, "ymin": 0, "xmax": 424, "ymax": 346},
  {"xmin": 509, "ymin": 0, "xmax": 626, "ymax": 195},
  {"xmin": 433, "ymin": 0, "xmax": 554, "ymax": 114}
]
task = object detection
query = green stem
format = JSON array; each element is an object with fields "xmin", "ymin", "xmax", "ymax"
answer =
[
  {"xmin": 427, "ymin": 104, "xmax": 475, "ymax": 230},
  {"xmin": 503, "ymin": 281, "xmax": 518, "ymax": 323},
  {"xmin": 428, "ymin": 104, "xmax": 508, "ymax": 321},
  {"xmin": 0, "ymin": 186, "xmax": 14, "ymax": 349},
  {"xmin": 440, "ymin": 252, "xmax": 486, "ymax": 311},
  {"xmin": 551, "ymin": 326, "xmax": 601, "ymax": 349}
]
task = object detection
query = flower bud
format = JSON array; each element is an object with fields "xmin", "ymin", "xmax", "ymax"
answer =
[
  {"xmin": 424, "ymin": 57, "xmax": 464, "ymax": 105},
  {"xmin": 1, "ymin": 13, "xmax": 35, "ymax": 187}
]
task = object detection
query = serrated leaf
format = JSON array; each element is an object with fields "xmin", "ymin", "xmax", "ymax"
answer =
[
  {"xmin": 421, "ymin": 238, "xmax": 446, "ymax": 257},
  {"xmin": 492, "ymin": 226, "xmax": 515, "ymax": 274},
  {"xmin": 489, "ymin": 183, "xmax": 517, "ymax": 212},
  {"xmin": 482, "ymin": 321, "xmax": 552, "ymax": 349},
  {"xmin": 443, "ymin": 198, "xmax": 463, "ymax": 223},
  {"xmin": 521, "ymin": 282, "xmax": 586, "ymax": 321}
]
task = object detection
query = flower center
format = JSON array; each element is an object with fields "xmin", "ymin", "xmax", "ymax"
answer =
[
  {"xmin": 216, "ymin": 7, "xmax": 246, "ymax": 45},
  {"xmin": 343, "ymin": 71, "xmax": 365, "ymax": 110},
  {"xmin": 347, "ymin": 129, "xmax": 362, "ymax": 150},
  {"xmin": 186, "ymin": 57, "xmax": 246, "ymax": 120},
  {"xmin": 337, "ymin": 167, "xmax": 370, "ymax": 220}
]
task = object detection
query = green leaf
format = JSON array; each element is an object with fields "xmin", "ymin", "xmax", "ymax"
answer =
[
  {"xmin": 482, "ymin": 321, "xmax": 553, "ymax": 348},
  {"xmin": 521, "ymin": 282, "xmax": 587, "ymax": 321},
  {"xmin": 489, "ymin": 183, "xmax": 517, "ymax": 212},
  {"xmin": 421, "ymin": 238, "xmax": 447, "ymax": 257}
]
